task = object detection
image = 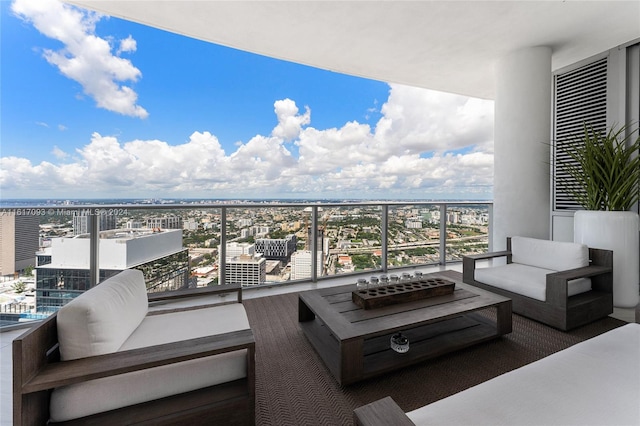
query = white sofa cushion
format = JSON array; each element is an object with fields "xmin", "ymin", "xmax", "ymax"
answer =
[
  {"xmin": 474, "ymin": 263, "xmax": 592, "ymax": 302},
  {"xmin": 511, "ymin": 236, "xmax": 589, "ymax": 271},
  {"xmin": 120, "ymin": 302, "xmax": 250, "ymax": 350},
  {"xmin": 407, "ymin": 323, "xmax": 640, "ymax": 426},
  {"xmin": 56, "ymin": 269, "xmax": 148, "ymax": 361},
  {"xmin": 50, "ymin": 303, "xmax": 251, "ymax": 422}
]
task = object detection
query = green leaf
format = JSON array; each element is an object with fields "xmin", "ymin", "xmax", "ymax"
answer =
[{"xmin": 554, "ymin": 122, "xmax": 640, "ymax": 211}]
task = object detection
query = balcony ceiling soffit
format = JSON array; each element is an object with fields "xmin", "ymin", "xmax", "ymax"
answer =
[{"xmin": 65, "ymin": 1, "xmax": 640, "ymax": 100}]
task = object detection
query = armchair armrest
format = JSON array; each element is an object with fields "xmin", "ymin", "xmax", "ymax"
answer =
[
  {"xmin": 21, "ymin": 328, "xmax": 255, "ymax": 394},
  {"xmin": 546, "ymin": 264, "xmax": 613, "ymax": 307},
  {"xmin": 148, "ymin": 283, "xmax": 243, "ymax": 303},
  {"xmin": 463, "ymin": 250, "xmax": 511, "ymax": 283},
  {"xmin": 463, "ymin": 250, "xmax": 511, "ymax": 261},
  {"xmin": 353, "ymin": 397, "xmax": 415, "ymax": 426}
]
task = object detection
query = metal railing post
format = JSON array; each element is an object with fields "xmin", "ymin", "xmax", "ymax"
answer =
[
  {"xmin": 220, "ymin": 207, "xmax": 227, "ymax": 286},
  {"xmin": 488, "ymin": 203, "xmax": 494, "ymax": 252},
  {"xmin": 89, "ymin": 213, "xmax": 100, "ymax": 288},
  {"xmin": 311, "ymin": 206, "xmax": 318, "ymax": 282},
  {"xmin": 439, "ymin": 204, "xmax": 447, "ymax": 265},
  {"xmin": 381, "ymin": 205, "xmax": 388, "ymax": 272}
]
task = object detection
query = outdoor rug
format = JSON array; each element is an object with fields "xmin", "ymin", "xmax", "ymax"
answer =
[{"xmin": 243, "ymin": 271, "xmax": 627, "ymax": 426}]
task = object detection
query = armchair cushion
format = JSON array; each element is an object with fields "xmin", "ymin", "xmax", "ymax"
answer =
[
  {"xmin": 474, "ymin": 263, "xmax": 592, "ymax": 302},
  {"xmin": 510, "ymin": 236, "xmax": 589, "ymax": 271},
  {"xmin": 120, "ymin": 302, "xmax": 250, "ymax": 350},
  {"xmin": 50, "ymin": 303, "xmax": 251, "ymax": 422},
  {"xmin": 56, "ymin": 269, "xmax": 148, "ymax": 361}
]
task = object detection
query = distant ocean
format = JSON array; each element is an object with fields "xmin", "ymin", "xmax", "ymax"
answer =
[
  {"xmin": 0, "ymin": 198, "xmax": 366, "ymax": 207},
  {"xmin": 0, "ymin": 198, "xmax": 490, "ymax": 208},
  {"xmin": 0, "ymin": 198, "xmax": 465, "ymax": 206}
]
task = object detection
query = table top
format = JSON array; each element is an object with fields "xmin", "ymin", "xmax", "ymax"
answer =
[{"xmin": 298, "ymin": 272, "xmax": 511, "ymax": 341}]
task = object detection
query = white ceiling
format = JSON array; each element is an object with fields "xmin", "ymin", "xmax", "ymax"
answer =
[{"xmin": 67, "ymin": 1, "xmax": 640, "ymax": 100}]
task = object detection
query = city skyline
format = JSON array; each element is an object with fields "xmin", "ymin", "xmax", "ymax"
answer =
[{"xmin": 1, "ymin": 0, "xmax": 495, "ymax": 201}]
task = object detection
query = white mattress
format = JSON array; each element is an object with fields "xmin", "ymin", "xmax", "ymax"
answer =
[{"xmin": 407, "ymin": 323, "xmax": 640, "ymax": 426}]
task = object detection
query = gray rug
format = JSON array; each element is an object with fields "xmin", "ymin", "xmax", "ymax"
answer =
[{"xmin": 243, "ymin": 271, "xmax": 626, "ymax": 426}]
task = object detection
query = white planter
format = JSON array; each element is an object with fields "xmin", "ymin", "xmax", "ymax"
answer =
[{"xmin": 573, "ymin": 210, "xmax": 640, "ymax": 308}]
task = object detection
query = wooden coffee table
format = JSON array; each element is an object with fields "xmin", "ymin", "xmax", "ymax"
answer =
[{"xmin": 298, "ymin": 271, "xmax": 512, "ymax": 385}]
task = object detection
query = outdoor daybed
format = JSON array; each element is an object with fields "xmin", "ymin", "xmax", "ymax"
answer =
[
  {"xmin": 13, "ymin": 269, "xmax": 255, "ymax": 425},
  {"xmin": 354, "ymin": 322, "xmax": 640, "ymax": 425},
  {"xmin": 462, "ymin": 236, "xmax": 613, "ymax": 330}
]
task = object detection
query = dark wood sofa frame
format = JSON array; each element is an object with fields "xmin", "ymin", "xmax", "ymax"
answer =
[
  {"xmin": 13, "ymin": 284, "xmax": 255, "ymax": 426},
  {"xmin": 462, "ymin": 237, "xmax": 613, "ymax": 331}
]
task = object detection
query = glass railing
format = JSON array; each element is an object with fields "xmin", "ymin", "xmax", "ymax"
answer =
[{"xmin": 0, "ymin": 200, "xmax": 492, "ymax": 330}]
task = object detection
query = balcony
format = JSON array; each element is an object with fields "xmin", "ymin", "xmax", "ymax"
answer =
[
  {"xmin": 4, "ymin": 2, "xmax": 639, "ymax": 423},
  {"xmin": 1, "ymin": 201, "xmax": 637, "ymax": 425}
]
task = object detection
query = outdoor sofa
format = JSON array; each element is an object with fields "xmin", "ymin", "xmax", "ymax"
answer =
[
  {"xmin": 13, "ymin": 269, "xmax": 255, "ymax": 425},
  {"xmin": 462, "ymin": 236, "xmax": 613, "ymax": 330}
]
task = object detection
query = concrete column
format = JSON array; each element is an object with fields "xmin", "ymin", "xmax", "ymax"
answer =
[{"xmin": 493, "ymin": 47, "xmax": 552, "ymax": 250}]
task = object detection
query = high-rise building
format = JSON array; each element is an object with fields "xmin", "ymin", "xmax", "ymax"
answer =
[
  {"xmin": 183, "ymin": 218, "xmax": 199, "ymax": 230},
  {"xmin": 290, "ymin": 250, "xmax": 323, "ymax": 280},
  {"xmin": 405, "ymin": 219, "xmax": 423, "ymax": 229},
  {"xmin": 146, "ymin": 215, "xmax": 183, "ymax": 229},
  {"xmin": 224, "ymin": 254, "xmax": 266, "ymax": 286},
  {"xmin": 225, "ymin": 242, "xmax": 255, "ymax": 258},
  {"xmin": 126, "ymin": 220, "xmax": 144, "ymax": 229},
  {"xmin": 447, "ymin": 212, "xmax": 459, "ymax": 224},
  {"xmin": 255, "ymin": 234, "xmax": 297, "ymax": 262},
  {"xmin": 0, "ymin": 214, "xmax": 40, "ymax": 276},
  {"xmin": 73, "ymin": 213, "xmax": 117, "ymax": 235},
  {"xmin": 35, "ymin": 228, "xmax": 189, "ymax": 313},
  {"xmin": 237, "ymin": 218, "xmax": 252, "ymax": 227}
]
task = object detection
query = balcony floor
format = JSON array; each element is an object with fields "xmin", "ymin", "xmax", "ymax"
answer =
[{"xmin": 1, "ymin": 263, "xmax": 635, "ymax": 425}]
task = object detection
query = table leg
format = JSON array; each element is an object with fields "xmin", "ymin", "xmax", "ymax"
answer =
[
  {"xmin": 340, "ymin": 338, "xmax": 364, "ymax": 385},
  {"xmin": 298, "ymin": 297, "xmax": 315, "ymax": 322},
  {"xmin": 496, "ymin": 300, "xmax": 513, "ymax": 335}
]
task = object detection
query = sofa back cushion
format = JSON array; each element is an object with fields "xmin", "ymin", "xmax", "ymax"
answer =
[
  {"xmin": 511, "ymin": 236, "xmax": 589, "ymax": 271},
  {"xmin": 56, "ymin": 269, "xmax": 148, "ymax": 361}
]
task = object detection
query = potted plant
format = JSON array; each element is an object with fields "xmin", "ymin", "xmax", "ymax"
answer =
[
  {"xmin": 557, "ymin": 123, "xmax": 640, "ymax": 211},
  {"xmin": 555, "ymin": 123, "xmax": 640, "ymax": 308}
]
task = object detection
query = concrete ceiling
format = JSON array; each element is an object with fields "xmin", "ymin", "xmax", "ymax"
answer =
[{"xmin": 67, "ymin": 1, "xmax": 640, "ymax": 100}]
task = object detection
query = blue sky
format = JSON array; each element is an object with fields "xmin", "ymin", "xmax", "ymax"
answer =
[{"xmin": 1, "ymin": 0, "xmax": 494, "ymax": 201}]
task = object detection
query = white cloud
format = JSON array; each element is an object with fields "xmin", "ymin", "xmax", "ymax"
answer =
[
  {"xmin": 12, "ymin": 0, "xmax": 148, "ymax": 119},
  {"xmin": 51, "ymin": 146, "xmax": 68, "ymax": 159},
  {"xmin": 271, "ymin": 99, "xmax": 311, "ymax": 141},
  {"xmin": 118, "ymin": 35, "xmax": 137, "ymax": 54},
  {"xmin": 0, "ymin": 87, "xmax": 494, "ymax": 199},
  {"xmin": 376, "ymin": 84, "xmax": 493, "ymax": 154}
]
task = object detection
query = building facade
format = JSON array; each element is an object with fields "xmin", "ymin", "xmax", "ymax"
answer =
[
  {"xmin": 224, "ymin": 254, "xmax": 266, "ymax": 286},
  {"xmin": 255, "ymin": 234, "xmax": 297, "ymax": 262},
  {"xmin": 73, "ymin": 213, "xmax": 116, "ymax": 235},
  {"xmin": 0, "ymin": 214, "xmax": 39, "ymax": 276},
  {"xmin": 290, "ymin": 250, "xmax": 323, "ymax": 280},
  {"xmin": 35, "ymin": 229, "xmax": 189, "ymax": 313},
  {"xmin": 225, "ymin": 242, "xmax": 255, "ymax": 258},
  {"xmin": 146, "ymin": 215, "xmax": 183, "ymax": 230}
]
